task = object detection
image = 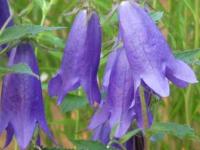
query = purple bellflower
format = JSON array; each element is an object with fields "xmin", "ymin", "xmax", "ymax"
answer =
[
  {"xmin": 48, "ymin": 10, "xmax": 102, "ymax": 105},
  {"xmin": 0, "ymin": 43, "xmax": 53, "ymax": 149},
  {"xmin": 118, "ymin": 1, "xmax": 197, "ymax": 97},
  {"xmin": 89, "ymin": 48, "xmax": 153, "ymax": 140}
]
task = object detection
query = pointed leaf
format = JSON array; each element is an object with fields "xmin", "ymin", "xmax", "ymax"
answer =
[
  {"xmin": 72, "ymin": 140, "xmax": 113, "ymax": 150},
  {"xmin": 0, "ymin": 63, "xmax": 39, "ymax": 78},
  {"xmin": 60, "ymin": 94, "xmax": 88, "ymax": 112},
  {"xmin": 147, "ymin": 122, "xmax": 198, "ymax": 140},
  {"xmin": 0, "ymin": 25, "xmax": 65, "ymax": 45},
  {"xmin": 119, "ymin": 128, "xmax": 142, "ymax": 144},
  {"xmin": 174, "ymin": 48, "xmax": 200, "ymax": 65}
]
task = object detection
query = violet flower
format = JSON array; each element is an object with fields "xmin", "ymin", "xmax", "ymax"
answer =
[
  {"xmin": 48, "ymin": 10, "xmax": 102, "ymax": 105},
  {"xmin": 118, "ymin": 1, "xmax": 197, "ymax": 97},
  {"xmin": 0, "ymin": 43, "xmax": 53, "ymax": 149},
  {"xmin": 89, "ymin": 48, "xmax": 152, "ymax": 139}
]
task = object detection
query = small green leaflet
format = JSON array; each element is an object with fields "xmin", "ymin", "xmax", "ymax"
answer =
[
  {"xmin": 60, "ymin": 94, "xmax": 88, "ymax": 112},
  {"xmin": 72, "ymin": 140, "xmax": 113, "ymax": 150},
  {"xmin": 0, "ymin": 63, "xmax": 39, "ymax": 79},
  {"xmin": 110, "ymin": 123, "xmax": 119, "ymax": 140},
  {"xmin": 119, "ymin": 128, "xmax": 142, "ymax": 144},
  {"xmin": 147, "ymin": 122, "xmax": 198, "ymax": 140},
  {"xmin": 0, "ymin": 25, "xmax": 65, "ymax": 45},
  {"xmin": 150, "ymin": 11, "xmax": 164, "ymax": 22},
  {"xmin": 174, "ymin": 48, "xmax": 200, "ymax": 65},
  {"xmin": 37, "ymin": 32, "xmax": 65, "ymax": 49},
  {"xmin": 42, "ymin": 148, "xmax": 66, "ymax": 150}
]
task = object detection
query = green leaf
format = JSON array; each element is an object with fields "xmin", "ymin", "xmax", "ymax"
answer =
[
  {"xmin": 72, "ymin": 140, "xmax": 112, "ymax": 150},
  {"xmin": 174, "ymin": 48, "xmax": 200, "ymax": 65},
  {"xmin": 150, "ymin": 11, "xmax": 164, "ymax": 22},
  {"xmin": 0, "ymin": 63, "xmax": 39, "ymax": 78},
  {"xmin": 42, "ymin": 148, "xmax": 66, "ymax": 150},
  {"xmin": 110, "ymin": 123, "xmax": 119, "ymax": 140},
  {"xmin": 34, "ymin": 0, "xmax": 47, "ymax": 11},
  {"xmin": 150, "ymin": 132, "xmax": 165, "ymax": 142},
  {"xmin": 119, "ymin": 128, "xmax": 142, "ymax": 144},
  {"xmin": 148, "ymin": 122, "xmax": 198, "ymax": 140},
  {"xmin": 0, "ymin": 25, "xmax": 65, "ymax": 45},
  {"xmin": 37, "ymin": 32, "xmax": 65, "ymax": 49},
  {"xmin": 60, "ymin": 94, "xmax": 88, "ymax": 112}
]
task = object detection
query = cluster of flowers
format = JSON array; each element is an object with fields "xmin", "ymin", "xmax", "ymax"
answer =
[{"xmin": 0, "ymin": 0, "xmax": 197, "ymax": 149}]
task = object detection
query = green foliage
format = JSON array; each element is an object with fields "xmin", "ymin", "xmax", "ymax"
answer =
[
  {"xmin": 148, "ymin": 122, "xmax": 198, "ymax": 140},
  {"xmin": 72, "ymin": 140, "xmax": 113, "ymax": 150},
  {"xmin": 174, "ymin": 48, "xmax": 200, "ymax": 65},
  {"xmin": 0, "ymin": 25, "xmax": 65, "ymax": 45},
  {"xmin": 60, "ymin": 94, "xmax": 88, "ymax": 113},
  {"xmin": 119, "ymin": 128, "xmax": 142, "ymax": 144},
  {"xmin": 0, "ymin": 63, "xmax": 38, "ymax": 78},
  {"xmin": 150, "ymin": 11, "xmax": 164, "ymax": 22}
]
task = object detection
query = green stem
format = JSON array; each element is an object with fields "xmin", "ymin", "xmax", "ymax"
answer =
[
  {"xmin": 194, "ymin": 0, "xmax": 199, "ymax": 48},
  {"xmin": 185, "ymin": 86, "xmax": 192, "ymax": 125},
  {"xmin": 74, "ymin": 110, "xmax": 80, "ymax": 140},
  {"xmin": 140, "ymin": 87, "xmax": 148, "ymax": 150},
  {"xmin": 40, "ymin": 14, "xmax": 46, "ymax": 26},
  {"xmin": 153, "ymin": 0, "xmax": 157, "ymax": 8},
  {"xmin": 185, "ymin": 0, "xmax": 200, "ymax": 126},
  {"xmin": 14, "ymin": 138, "xmax": 18, "ymax": 150},
  {"xmin": 107, "ymin": 140, "xmax": 126, "ymax": 150}
]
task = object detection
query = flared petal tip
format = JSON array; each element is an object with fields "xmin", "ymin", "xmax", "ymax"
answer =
[
  {"xmin": 48, "ymin": 73, "xmax": 62, "ymax": 97},
  {"xmin": 167, "ymin": 59, "xmax": 198, "ymax": 86},
  {"xmin": 57, "ymin": 94, "xmax": 65, "ymax": 105},
  {"xmin": 142, "ymin": 73, "xmax": 170, "ymax": 97}
]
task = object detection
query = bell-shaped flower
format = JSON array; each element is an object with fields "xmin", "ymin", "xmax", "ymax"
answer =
[
  {"xmin": 118, "ymin": 1, "xmax": 197, "ymax": 97},
  {"xmin": 48, "ymin": 10, "xmax": 102, "ymax": 105},
  {"xmin": 89, "ymin": 48, "xmax": 152, "ymax": 139},
  {"xmin": 0, "ymin": 43, "xmax": 53, "ymax": 149}
]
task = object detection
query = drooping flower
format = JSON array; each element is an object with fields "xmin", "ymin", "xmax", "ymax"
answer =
[
  {"xmin": 48, "ymin": 10, "xmax": 102, "ymax": 105},
  {"xmin": 0, "ymin": 43, "xmax": 53, "ymax": 149},
  {"xmin": 118, "ymin": 1, "xmax": 197, "ymax": 97},
  {"xmin": 89, "ymin": 48, "xmax": 152, "ymax": 139}
]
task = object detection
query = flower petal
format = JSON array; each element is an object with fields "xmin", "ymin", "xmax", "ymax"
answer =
[
  {"xmin": 92, "ymin": 122, "xmax": 110, "ymax": 145},
  {"xmin": 80, "ymin": 12, "xmax": 102, "ymax": 104},
  {"xmin": 102, "ymin": 49, "xmax": 119, "ymax": 90},
  {"xmin": 48, "ymin": 73, "xmax": 62, "ymax": 97},
  {"xmin": 4, "ymin": 123, "xmax": 14, "ymax": 148},
  {"xmin": 166, "ymin": 60, "xmax": 198, "ymax": 85},
  {"xmin": 0, "ymin": 0, "xmax": 13, "ymax": 28},
  {"xmin": 107, "ymin": 49, "xmax": 135, "ymax": 137},
  {"xmin": 89, "ymin": 102, "xmax": 110, "ymax": 129}
]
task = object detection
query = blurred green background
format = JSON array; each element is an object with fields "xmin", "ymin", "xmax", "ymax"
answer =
[{"xmin": 0, "ymin": 0, "xmax": 200, "ymax": 150}]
